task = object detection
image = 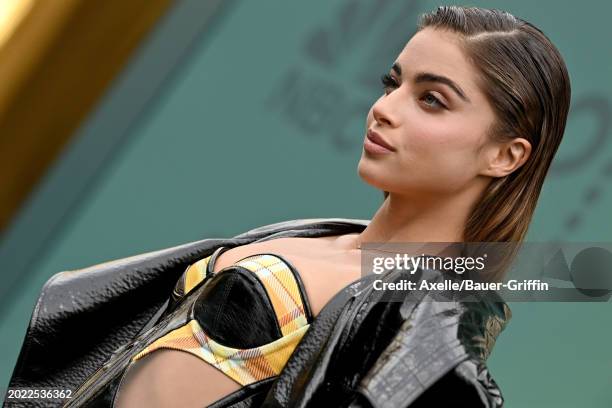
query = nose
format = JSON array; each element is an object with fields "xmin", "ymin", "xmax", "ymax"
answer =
[{"xmin": 371, "ymin": 94, "xmax": 398, "ymax": 128}]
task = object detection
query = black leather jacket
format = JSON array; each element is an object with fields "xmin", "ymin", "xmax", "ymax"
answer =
[{"xmin": 7, "ymin": 218, "xmax": 511, "ymax": 407}]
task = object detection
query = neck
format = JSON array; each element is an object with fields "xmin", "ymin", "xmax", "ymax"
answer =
[{"xmin": 353, "ymin": 185, "xmax": 482, "ymax": 250}]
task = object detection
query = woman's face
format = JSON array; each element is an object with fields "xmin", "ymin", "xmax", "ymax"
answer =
[{"xmin": 358, "ymin": 27, "xmax": 498, "ymax": 198}]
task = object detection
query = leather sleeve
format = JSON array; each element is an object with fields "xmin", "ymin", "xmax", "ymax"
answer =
[
  {"xmin": 260, "ymin": 268, "xmax": 510, "ymax": 408},
  {"xmin": 7, "ymin": 218, "xmax": 368, "ymax": 395},
  {"xmin": 7, "ymin": 237, "xmax": 229, "ymax": 392}
]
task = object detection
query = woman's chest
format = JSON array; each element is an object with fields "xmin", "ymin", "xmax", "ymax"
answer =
[{"xmin": 213, "ymin": 237, "xmax": 363, "ymax": 317}]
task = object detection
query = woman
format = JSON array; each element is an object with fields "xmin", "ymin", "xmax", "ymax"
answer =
[{"xmin": 8, "ymin": 5, "xmax": 570, "ymax": 408}]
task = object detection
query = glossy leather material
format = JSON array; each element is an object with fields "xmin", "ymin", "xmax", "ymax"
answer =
[
  {"xmin": 7, "ymin": 218, "xmax": 368, "ymax": 407},
  {"xmin": 7, "ymin": 218, "xmax": 511, "ymax": 407},
  {"xmin": 261, "ymin": 267, "xmax": 510, "ymax": 408}
]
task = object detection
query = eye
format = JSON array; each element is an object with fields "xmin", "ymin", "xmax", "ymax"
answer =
[
  {"xmin": 420, "ymin": 92, "xmax": 447, "ymax": 110},
  {"xmin": 381, "ymin": 73, "xmax": 447, "ymax": 110},
  {"xmin": 380, "ymin": 73, "xmax": 398, "ymax": 94}
]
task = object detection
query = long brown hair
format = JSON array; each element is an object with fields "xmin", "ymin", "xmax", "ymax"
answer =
[{"xmin": 384, "ymin": 6, "xmax": 571, "ymax": 280}]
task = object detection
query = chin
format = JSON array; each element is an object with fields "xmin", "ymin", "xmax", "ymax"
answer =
[
  {"xmin": 356, "ymin": 155, "xmax": 370, "ymax": 179},
  {"xmin": 357, "ymin": 158, "xmax": 388, "ymax": 191}
]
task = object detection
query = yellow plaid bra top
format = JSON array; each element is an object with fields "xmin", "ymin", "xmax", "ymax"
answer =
[{"xmin": 131, "ymin": 246, "xmax": 313, "ymax": 386}]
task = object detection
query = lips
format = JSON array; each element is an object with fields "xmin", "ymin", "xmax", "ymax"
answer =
[{"xmin": 366, "ymin": 129, "xmax": 395, "ymax": 152}]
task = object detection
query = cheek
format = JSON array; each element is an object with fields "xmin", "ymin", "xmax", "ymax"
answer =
[
  {"xmin": 405, "ymin": 116, "xmax": 483, "ymax": 158},
  {"xmin": 398, "ymin": 120, "xmax": 484, "ymax": 184}
]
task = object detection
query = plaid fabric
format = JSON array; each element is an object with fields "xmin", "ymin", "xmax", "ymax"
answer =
[
  {"xmin": 237, "ymin": 254, "xmax": 309, "ymax": 335},
  {"xmin": 133, "ymin": 253, "xmax": 311, "ymax": 386},
  {"xmin": 132, "ymin": 320, "xmax": 309, "ymax": 386},
  {"xmin": 172, "ymin": 254, "xmax": 213, "ymax": 298}
]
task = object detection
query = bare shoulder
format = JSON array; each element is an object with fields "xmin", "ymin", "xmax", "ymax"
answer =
[
  {"xmin": 213, "ymin": 235, "xmax": 362, "ymax": 316},
  {"xmin": 210, "ymin": 237, "xmax": 322, "ymax": 272},
  {"xmin": 211, "ymin": 235, "xmax": 355, "ymax": 272}
]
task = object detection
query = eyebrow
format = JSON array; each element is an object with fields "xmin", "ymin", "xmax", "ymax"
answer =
[{"xmin": 391, "ymin": 62, "xmax": 471, "ymax": 103}]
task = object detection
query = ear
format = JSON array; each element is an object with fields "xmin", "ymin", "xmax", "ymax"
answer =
[{"xmin": 481, "ymin": 137, "xmax": 532, "ymax": 178}]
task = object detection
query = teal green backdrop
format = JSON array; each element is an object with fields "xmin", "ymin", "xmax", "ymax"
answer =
[{"xmin": 1, "ymin": 1, "xmax": 610, "ymax": 406}]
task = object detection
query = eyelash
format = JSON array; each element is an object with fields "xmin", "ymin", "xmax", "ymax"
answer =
[{"xmin": 380, "ymin": 73, "xmax": 447, "ymax": 110}]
